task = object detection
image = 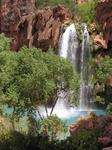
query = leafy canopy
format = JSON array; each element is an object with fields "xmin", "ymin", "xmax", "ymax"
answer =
[
  {"xmin": 95, "ymin": 56, "xmax": 112, "ymax": 82},
  {"xmin": 0, "ymin": 45, "xmax": 79, "ymax": 119},
  {"xmin": 0, "ymin": 33, "xmax": 11, "ymax": 52}
]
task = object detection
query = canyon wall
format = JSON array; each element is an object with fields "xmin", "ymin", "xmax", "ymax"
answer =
[
  {"xmin": 0, "ymin": 0, "xmax": 71, "ymax": 51},
  {"xmin": 96, "ymin": 0, "xmax": 112, "ymax": 48}
]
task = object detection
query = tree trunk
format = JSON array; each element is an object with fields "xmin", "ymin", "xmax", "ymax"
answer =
[
  {"xmin": 11, "ymin": 106, "xmax": 16, "ymax": 131},
  {"xmin": 50, "ymin": 94, "xmax": 58, "ymax": 116},
  {"xmin": 45, "ymin": 103, "xmax": 48, "ymax": 117},
  {"xmin": 37, "ymin": 109, "xmax": 43, "ymax": 120}
]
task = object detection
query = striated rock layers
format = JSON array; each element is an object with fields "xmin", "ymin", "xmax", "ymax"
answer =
[
  {"xmin": 0, "ymin": 0, "xmax": 71, "ymax": 51},
  {"xmin": 96, "ymin": 0, "xmax": 112, "ymax": 48}
]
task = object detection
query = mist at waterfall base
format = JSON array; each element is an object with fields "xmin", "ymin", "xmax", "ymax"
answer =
[{"xmin": 38, "ymin": 24, "xmax": 106, "ymax": 125}]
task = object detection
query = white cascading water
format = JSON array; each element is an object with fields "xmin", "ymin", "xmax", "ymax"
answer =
[
  {"xmin": 59, "ymin": 24, "xmax": 78, "ymax": 62},
  {"xmin": 79, "ymin": 24, "xmax": 92, "ymax": 110},
  {"xmin": 41, "ymin": 91, "xmax": 78, "ymax": 119}
]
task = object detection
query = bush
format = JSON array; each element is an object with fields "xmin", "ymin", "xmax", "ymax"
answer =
[
  {"xmin": 0, "ymin": 127, "xmax": 103, "ymax": 150},
  {"xmin": 37, "ymin": 116, "xmax": 67, "ymax": 140},
  {"xmin": 76, "ymin": 0, "xmax": 97, "ymax": 23},
  {"xmin": 0, "ymin": 33, "xmax": 11, "ymax": 52},
  {"xmin": 62, "ymin": 128, "xmax": 102, "ymax": 150},
  {"xmin": 106, "ymin": 103, "xmax": 112, "ymax": 114}
]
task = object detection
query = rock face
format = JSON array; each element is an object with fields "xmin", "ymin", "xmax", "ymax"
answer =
[
  {"xmin": 0, "ymin": 0, "xmax": 71, "ymax": 51},
  {"xmin": 33, "ymin": 5, "xmax": 71, "ymax": 51},
  {"xmin": 96, "ymin": 0, "xmax": 112, "ymax": 48},
  {"xmin": 70, "ymin": 114, "xmax": 112, "ymax": 148}
]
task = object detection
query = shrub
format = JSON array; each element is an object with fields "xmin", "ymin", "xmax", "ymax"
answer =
[
  {"xmin": 63, "ymin": 128, "xmax": 102, "ymax": 150},
  {"xmin": 106, "ymin": 103, "xmax": 112, "ymax": 114},
  {"xmin": 76, "ymin": 0, "xmax": 97, "ymax": 23}
]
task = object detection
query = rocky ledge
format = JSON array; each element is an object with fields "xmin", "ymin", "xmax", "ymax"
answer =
[{"xmin": 0, "ymin": 0, "xmax": 71, "ymax": 51}]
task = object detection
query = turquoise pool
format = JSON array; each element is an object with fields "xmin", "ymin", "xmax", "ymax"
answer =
[{"xmin": 64, "ymin": 109, "xmax": 106, "ymax": 125}]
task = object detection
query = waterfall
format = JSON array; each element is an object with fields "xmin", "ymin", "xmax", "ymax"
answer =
[
  {"xmin": 37, "ymin": 23, "xmax": 106, "ymax": 123},
  {"xmin": 46, "ymin": 24, "xmax": 78, "ymax": 119},
  {"xmin": 79, "ymin": 24, "xmax": 92, "ymax": 110},
  {"xmin": 39, "ymin": 24, "xmax": 78, "ymax": 120},
  {"xmin": 59, "ymin": 24, "xmax": 78, "ymax": 65},
  {"xmin": 59, "ymin": 23, "xmax": 93, "ymax": 111}
]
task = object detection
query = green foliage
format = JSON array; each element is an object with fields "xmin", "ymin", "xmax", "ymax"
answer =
[
  {"xmin": 0, "ymin": 127, "xmax": 103, "ymax": 150},
  {"xmin": 0, "ymin": 34, "xmax": 79, "ymax": 131},
  {"xmin": 95, "ymin": 56, "xmax": 112, "ymax": 81},
  {"xmin": 93, "ymin": 56, "xmax": 112, "ymax": 105},
  {"xmin": 37, "ymin": 116, "xmax": 67, "ymax": 140},
  {"xmin": 15, "ymin": 47, "xmax": 79, "ymax": 108},
  {"xmin": 106, "ymin": 103, "xmax": 112, "ymax": 114},
  {"xmin": 63, "ymin": 128, "xmax": 102, "ymax": 150},
  {"xmin": 0, "ymin": 130, "xmax": 27, "ymax": 150},
  {"xmin": 0, "ymin": 34, "xmax": 79, "ymax": 143},
  {"xmin": 0, "ymin": 51, "xmax": 18, "ymax": 118},
  {"xmin": 36, "ymin": 0, "xmax": 76, "ymax": 15},
  {"xmin": 76, "ymin": 0, "xmax": 97, "ymax": 23},
  {"xmin": 0, "ymin": 33, "xmax": 11, "ymax": 52}
]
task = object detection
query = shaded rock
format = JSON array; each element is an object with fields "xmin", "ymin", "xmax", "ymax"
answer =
[
  {"xmin": 103, "ymin": 147, "xmax": 112, "ymax": 150},
  {"xmin": 99, "ymin": 137, "xmax": 112, "ymax": 146},
  {"xmin": 1, "ymin": 0, "xmax": 36, "ymax": 51},
  {"xmin": 33, "ymin": 5, "xmax": 71, "ymax": 51},
  {"xmin": 96, "ymin": 0, "xmax": 112, "ymax": 47},
  {"xmin": 0, "ymin": 0, "xmax": 71, "ymax": 51},
  {"xmin": 105, "ymin": 75, "xmax": 112, "ymax": 86}
]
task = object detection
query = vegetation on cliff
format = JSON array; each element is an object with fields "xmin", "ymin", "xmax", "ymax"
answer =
[
  {"xmin": 75, "ymin": 0, "xmax": 97, "ymax": 23},
  {"xmin": 37, "ymin": 0, "xmax": 75, "ymax": 14}
]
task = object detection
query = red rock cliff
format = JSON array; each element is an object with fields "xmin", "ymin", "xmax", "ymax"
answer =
[
  {"xmin": 0, "ymin": 0, "xmax": 71, "ymax": 51},
  {"xmin": 96, "ymin": 0, "xmax": 112, "ymax": 46}
]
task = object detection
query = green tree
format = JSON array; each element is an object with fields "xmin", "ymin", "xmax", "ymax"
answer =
[
  {"xmin": 37, "ymin": 116, "xmax": 67, "ymax": 140},
  {"xmin": 0, "ymin": 51, "xmax": 18, "ymax": 130},
  {"xmin": 95, "ymin": 56, "xmax": 112, "ymax": 81},
  {"xmin": 15, "ymin": 47, "xmax": 79, "ymax": 118},
  {"xmin": 0, "ymin": 42, "xmax": 79, "ymax": 131},
  {"xmin": 0, "ymin": 33, "xmax": 11, "ymax": 52},
  {"xmin": 94, "ymin": 56, "xmax": 112, "ymax": 105}
]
